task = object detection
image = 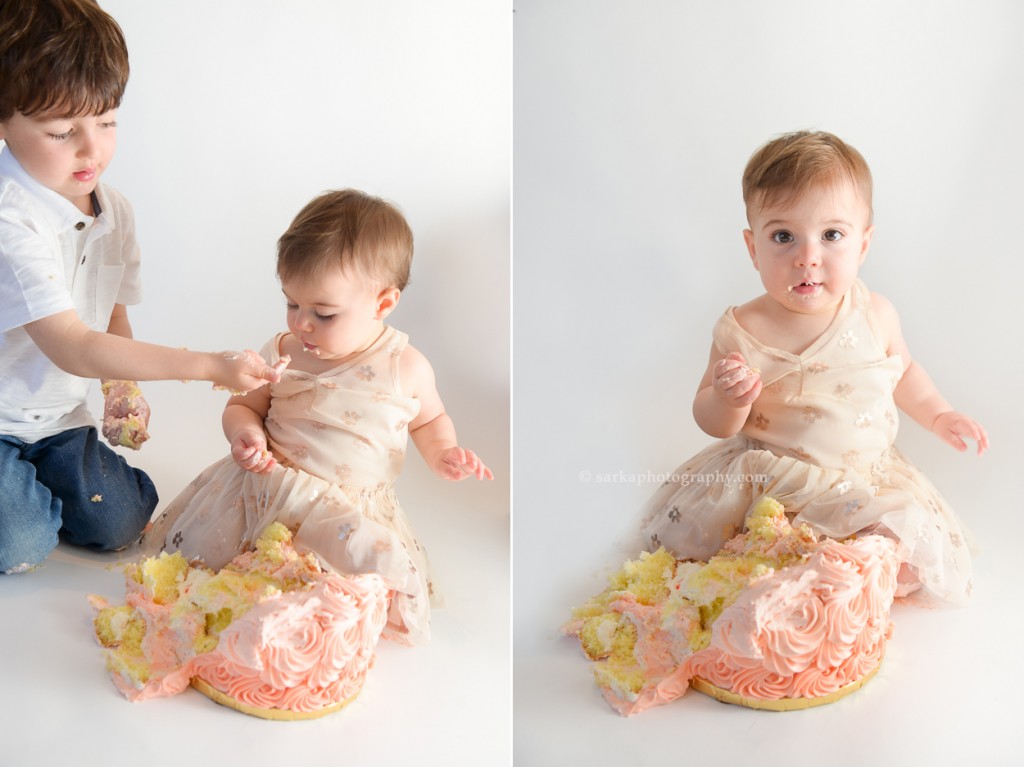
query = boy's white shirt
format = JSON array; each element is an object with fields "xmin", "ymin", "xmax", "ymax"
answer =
[{"xmin": 0, "ymin": 146, "xmax": 142, "ymax": 442}]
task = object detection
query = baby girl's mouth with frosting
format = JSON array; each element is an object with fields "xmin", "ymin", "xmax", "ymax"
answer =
[
  {"xmin": 301, "ymin": 340, "xmax": 322, "ymax": 356},
  {"xmin": 788, "ymin": 280, "xmax": 823, "ymax": 297}
]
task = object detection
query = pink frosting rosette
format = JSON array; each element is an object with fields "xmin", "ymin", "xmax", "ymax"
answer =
[
  {"xmin": 194, "ymin": 572, "xmax": 389, "ymax": 713},
  {"xmin": 693, "ymin": 534, "xmax": 899, "ymax": 700}
]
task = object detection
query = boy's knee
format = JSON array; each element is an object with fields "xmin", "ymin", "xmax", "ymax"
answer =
[
  {"xmin": 0, "ymin": 526, "xmax": 58, "ymax": 574},
  {"xmin": 63, "ymin": 495, "xmax": 156, "ymax": 551}
]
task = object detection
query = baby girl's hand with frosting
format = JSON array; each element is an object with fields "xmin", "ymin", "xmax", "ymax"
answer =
[
  {"xmin": 431, "ymin": 446, "xmax": 494, "ymax": 481},
  {"xmin": 101, "ymin": 380, "xmax": 151, "ymax": 449},
  {"xmin": 212, "ymin": 350, "xmax": 289, "ymax": 395},
  {"xmin": 932, "ymin": 411, "xmax": 989, "ymax": 455},
  {"xmin": 230, "ymin": 429, "xmax": 277, "ymax": 474},
  {"xmin": 712, "ymin": 352, "xmax": 762, "ymax": 407}
]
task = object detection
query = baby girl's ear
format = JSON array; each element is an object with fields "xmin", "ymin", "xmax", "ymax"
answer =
[
  {"xmin": 373, "ymin": 287, "xmax": 401, "ymax": 319},
  {"xmin": 743, "ymin": 229, "xmax": 759, "ymax": 269}
]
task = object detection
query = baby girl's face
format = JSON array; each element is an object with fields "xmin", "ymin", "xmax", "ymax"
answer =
[
  {"xmin": 743, "ymin": 177, "xmax": 873, "ymax": 316},
  {"xmin": 282, "ymin": 266, "xmax": 392, "ymax": 362}
]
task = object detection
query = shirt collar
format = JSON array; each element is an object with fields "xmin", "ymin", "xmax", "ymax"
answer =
[{"xmin": 0, "ymin": 145, "xmax": 101, "ymax": 232}]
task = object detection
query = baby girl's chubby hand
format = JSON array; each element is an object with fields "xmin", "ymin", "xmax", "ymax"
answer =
[
  {"xmin": 230, "ymin": 431, "xmax": 277, "ymax": 474},
  {"xmin": 212, "ymin": 350, "xmax": 291, "ymax": 395},
  {"xmin": 432, "ymin": 447, "xmax": 494, "ymax": 482},
  {"xmin": 932, "ymin": 411, "xmax": 989, "ymax": 456},
  {"xmin": 712, "ymin": 352, "xmax": 762, "ymax": 407}
]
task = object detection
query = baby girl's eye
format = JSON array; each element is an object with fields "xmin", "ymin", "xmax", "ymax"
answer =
[
  {"xmin": 48, "ymin": 130, "xmax": 74, "ymax": 141},
  {"xmin": 822, "ymin": 229, "xmax": 844, "ymax": 242},
  {"xmin": 315, "ymin": 312, "xmax": 336, "ymax": 321},
  {"xmin": 772, "ymin": 231, "xmax": 794, "ymax": 244}
]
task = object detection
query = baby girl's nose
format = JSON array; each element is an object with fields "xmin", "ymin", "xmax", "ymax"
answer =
[{"xmin": 795, "ymin": 243, "xmax": 821, "ymax": 267}]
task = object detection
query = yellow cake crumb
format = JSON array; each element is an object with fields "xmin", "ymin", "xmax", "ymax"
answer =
[{"xmin": 135, "ymin": 552, "xmax": 189, "ymax": 605}]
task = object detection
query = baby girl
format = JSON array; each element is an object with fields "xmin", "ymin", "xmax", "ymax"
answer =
[
  {"xmin": 641, "ymin": 131, "xmax": 986, "ymax": 606},
  {"xmin": 144, "ymin": 189, "xmax": 492, "ymax": 644}
]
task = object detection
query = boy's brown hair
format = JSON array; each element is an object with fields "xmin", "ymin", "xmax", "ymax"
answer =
[
  {"xmin": 742, "ymin": 131, "xmax": 873, "ymax": 223},
  {"xmin": 0, "ymin": 0, "xmax": 129, "ymax": 121},
  {"xmin": 277, "ymin": 189, "xmax": 414, "ymax": 291}
]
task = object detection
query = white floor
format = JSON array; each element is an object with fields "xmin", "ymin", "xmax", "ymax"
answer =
[
  {"xmin": 514, "ymin": 425, "xmax": 1022, "ymax": 767},
  {"xmin": 2, "ymin": 383, "xmax": 510, "ymax": 766}
]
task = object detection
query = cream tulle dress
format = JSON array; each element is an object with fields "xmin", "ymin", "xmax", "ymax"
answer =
[
  {"xmin": 143, "ymin": 326, "xmax": 436, "ymax": 644},
  {"xmin": 640, "ymin": 280, "xmax": 972, "ymax": 605}
]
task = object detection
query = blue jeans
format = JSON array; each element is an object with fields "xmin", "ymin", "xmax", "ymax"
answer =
[{"xmin": 0, "ymin": 427, "xmax": 158, "ymax": 573}]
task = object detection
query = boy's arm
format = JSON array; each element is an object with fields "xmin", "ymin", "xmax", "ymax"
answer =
[
  {"xmin": 24, "ymin": 307, "xmax": 281, "ymax": 392},
  {"xmin": 872, "ymin": 292, "xmax": 988, "ymax": 454},
  {"xmin": 106, "ymin": 302, "xmax": 133, "ymax": 340},
  {"xmin": 402, "ymin": 344, "xmax": 492, "ymax": 481}
]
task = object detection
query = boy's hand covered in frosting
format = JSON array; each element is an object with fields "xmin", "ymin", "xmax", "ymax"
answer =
[
  {"xmin": 101, "ymin": 380, "xmax": 151, "ymax": 450},
  {"xmin": 213, "ymin": 350, "xmax": 290, "ymax": 394},
  {"xmin": 712, "ymin": 352, "xmax": 762, "ymax": 407},
  {"xmin": 432, "ymin": 447, "xmax": 493, "ymax": 481},
  {"xmin": 932, "ymin": 411, "xmax": 989, "ymax": 456}
]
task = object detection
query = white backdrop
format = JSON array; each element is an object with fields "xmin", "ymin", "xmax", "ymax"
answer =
[
  {"xmin": 513, "ymin": 1, "xmax": 1023, "ymax": 764},
  {"xmin": 4, "ymin": 2, "xmax": 510, "ymax": 765},
  {"xmin": 98, "ymin": 0, "xmax": 509, "ymax": 521}
]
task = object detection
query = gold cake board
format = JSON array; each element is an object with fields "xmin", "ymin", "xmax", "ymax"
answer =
[
  {"xmin": 691, "ymin": 661, "xmax": 881, "ymax": 712},
  {"xmin": 191, "ymin": 678, "xmax": 358, "ymax": 721}
]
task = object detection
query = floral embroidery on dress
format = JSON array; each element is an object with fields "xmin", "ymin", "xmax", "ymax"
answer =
[
  {"xmin": 885, "ymin": 410, "xmax": 896, "ymax": 426},
  {"xmin": 312, "ymin": 420, "xmax": 327, "ymax": 432},
  {"xmin": 841, "ymin": 450, "xmax": 860, "ymax": 466},
  {"xmin": 806, "ymin": 362, "xmax": 829, "ymax": 374},
  {"xmin": 833, "ymin": 383, "xmax": 854, "ymax": 399},
  {"xmin": 843, "ymin": 499, "xmax": 863, "ymax": 514},
  {"xmin": 341, "ymin": 411, "xmax": 361, "ymax": 426},
  {"xmin": 335, "ymin": 464, "xmax": 352, "ymax": 482},
  {"xmin": 394, "ymin": 419, "xmax": 408, "ymax": 432},
  {"xmin": 754, "ymin": 412, "xmax": 770, "ymax": 429},
  {"xmin": 790, "ymin": 446, "xmax": 812, "ymax": 461},
  {"xmin": 838, "ymin": 330, "xmax": 859, "ymax": 349},
  {"xmin": 802, "ymin": 406, "xmax": 823, "ymax": 424},
  {"xmin": 855, "ymin": 412, "xmax": 873, "ymax": 428},
  {"xmin": 355, "ymin": 365, "xmax": 375, "ymax": 381}
]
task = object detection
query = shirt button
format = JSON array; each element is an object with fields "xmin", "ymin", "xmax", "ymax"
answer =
[{"xmin": 75, "ymin": 222, "xmax": 86, "ymax": 231}]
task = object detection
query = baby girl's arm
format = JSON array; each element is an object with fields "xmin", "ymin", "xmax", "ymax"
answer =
[
  {"xmin": 24, "ymin": 308, "xmax": 282, "ymax": 393},
  {"xmin": 223, "ymin": 383, "xmax": 277, "ymax": 473},
  {"xmin": 872, "ymin": 292, "xmax": 989, "ymax": 455},
  {"xmin": 402, "ymin": 344, "xmax": 493, "ymax": 481},
  {"xmin": 693, "ymin": 345, "xmax": 762, "ymax": 438}
]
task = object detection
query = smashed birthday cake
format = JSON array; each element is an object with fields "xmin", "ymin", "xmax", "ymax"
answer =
[
  {"xmin": 100, "ymin": 379, "xmax": 150, "ymax": 449},
  {"xmin": 91, "ymin": 522, "xmax": 389, "ymax": 719},
  {"xmin": 564, "ymin": 497, "xmax": 899, "ymax": 715}
]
